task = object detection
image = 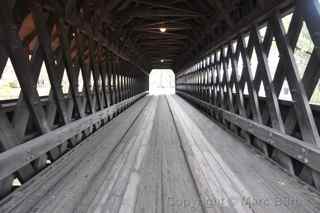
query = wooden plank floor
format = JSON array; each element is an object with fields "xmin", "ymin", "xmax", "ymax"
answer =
[
  {"xmin": 169, "ymin": 95, "xmax": 320, "ymax": 213},
  {"xmin": 1, "ymin": 95, "xmax": 320, "ymax": 212}
]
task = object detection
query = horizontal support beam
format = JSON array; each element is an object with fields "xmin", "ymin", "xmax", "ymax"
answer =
[
  {"xmin": 120, "ymin": 9, "xmax": 202, "ymax": 18},
  {"xmin": 0, "ymin": 92, "xmax": 148, "ymax": 181},
  {"xmin": 133, "ymin": 0, "xmax": 202, "ymax": 15},
  {"xmin": 177, "ymin": 91, "xmax": 320, "ymax": 174}
]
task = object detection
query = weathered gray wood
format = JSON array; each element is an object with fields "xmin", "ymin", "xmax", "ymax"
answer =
[
  {"xmin": 251, "ymin": 27, "xmax": 285, "ymax": 132},
  {"xmin": 168, "ymin": 95, "xmax": 253, "ymax": 212},
  {"xmin": 0, "ymin": 1, "xmax": 54, "ymax": 171},
  {"xmin": 260, "ymin": 9, "xmax": 303, "ymax": 127},
  {"xmin": 270, "ymin": 13, "xmax": 320, "ymax": 145},
  {"xmin": 89, "ymin": 40, "xmax": 103, "ymax": 112},
  {"xmin": 107, "ymin": 60, "xmax": 114, "ymax": 106},
  {"xmin": 32, "ymin": 5, "xmax": 69, "ymax": 125},
  {"xmin": 173, "ymin": 94, "xmax": 320, "ymax": 213},
  {"xmin": 2, "ymin": 94, "xmax": 320, "ymax": 212},
  {"xmin": 177, "ymin": 91, "xmax": 320, "ymax": 175},
  {"xmin": 0, "ymin": 95, "xmax": 150, "ymax": 213},
  {"xmin": 101, "ymin": 62, "xmax": 109, "ymax": 108},
  {"xmin": 0, "ymin": 112, "xmax": 35, "ymax": 181},
  {"xmin": 0, "ymin": 92, "xmax": 147, "ymax": 181},
  {"xmin": 59, "ymin": 24, "xmax": 85, "ymax": 119},
  {"xmin": 238, "ymin": 36, "xmax": 262, "ymax": 123},
  {"xmin": 0, "ymin": 0, "xmax": 50, "ymax": 134},
  {"xmin": 250, "ymin": 26, "xmax": 295, "ymax": 172}
]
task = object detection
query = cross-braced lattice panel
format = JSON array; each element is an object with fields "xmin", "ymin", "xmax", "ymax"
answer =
[
  {"xmin": 0, "ymin": 0, "xmax": 148, "ymax": 199},
  {"xmin": 176, "ymin": 0, "xmax": 320, "ymax": 190}
]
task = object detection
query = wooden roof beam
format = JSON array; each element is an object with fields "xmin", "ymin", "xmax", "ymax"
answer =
[
  {"xmin": 204, "ymin": 0, "xmax": 235, "ymax": 29},
  {"xmin": 119, "ymin": 8, "xmax": 203, "ymax": 18},
  {"xmin": 133, "ymin": 0, "xmax": 202, "ymax": 15}
]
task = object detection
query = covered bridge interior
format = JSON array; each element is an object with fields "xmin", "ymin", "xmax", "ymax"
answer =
[{"xmin": 1, "ymin": 0, "xmax": 320, "ymax": 212}]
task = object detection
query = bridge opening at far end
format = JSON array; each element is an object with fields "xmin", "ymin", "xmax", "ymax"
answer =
[{"xmin": 149, "ymin": 69, "xmax": 175, "ymax": 95}]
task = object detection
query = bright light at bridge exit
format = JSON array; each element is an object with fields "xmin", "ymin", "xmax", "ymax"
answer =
[{"xmin": 149, "ymin": 69, "xmax": 175, "ymax": 95}]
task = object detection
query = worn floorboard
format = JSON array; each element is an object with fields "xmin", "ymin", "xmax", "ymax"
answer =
[
  {"xmin": 134, "ymin": 96, "xmax": 202, "ymax": 213},
  {"xmin": 1, "ymin": 95, "xmax": 320, "ymax": 212},
  {"xmin": 170, "ymin": 95, "xmax": 320, "ymax": 213}
]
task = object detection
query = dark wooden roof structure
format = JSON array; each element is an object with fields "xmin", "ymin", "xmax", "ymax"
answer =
[{"xmin": 9, "ymin": 0, "xmax": 293, "ymax": 73}]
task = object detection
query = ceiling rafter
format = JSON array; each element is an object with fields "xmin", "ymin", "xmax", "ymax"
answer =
[
  {"xmin": 59, "ymin": 0, "xmax": 294, "ymax": 71},
  {"xmin": 132, "ymin": 0, "xmax": 202, "ymax": 15},
  {"xmin": 204, "ymin": 0, "xmax": 235, "ymax": 29},
  {"xmin": 54, "ymin": 0, "xmax": 151, "ymax": 74},
  {"xmin": 175, "ymin": 0, "xmax": 294, "ymax": 71}
]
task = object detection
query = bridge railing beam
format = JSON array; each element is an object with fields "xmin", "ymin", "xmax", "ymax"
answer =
[
  {"xmin": 176, "ymin": 0, "xmax": 320, "ymax": 190},
  {"xmin": 0, "ymin": 0, "xmax": 149, "ymax": 199}
]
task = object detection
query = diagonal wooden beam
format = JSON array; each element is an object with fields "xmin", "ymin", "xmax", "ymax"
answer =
[{"xmin": 51, "ymin": 1, "xmax": 150, "ymax": 75}]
